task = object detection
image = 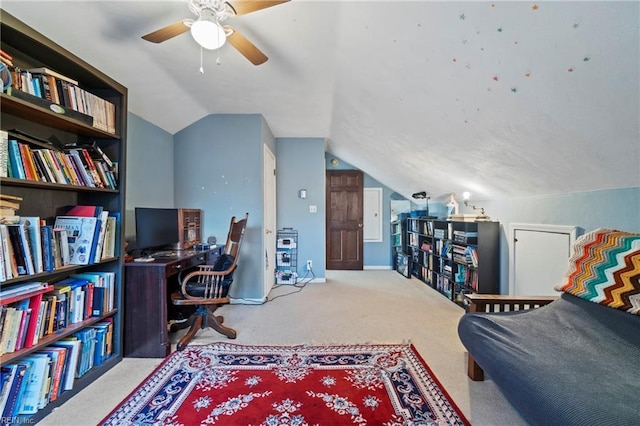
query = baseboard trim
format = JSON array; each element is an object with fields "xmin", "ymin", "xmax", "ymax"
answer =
[
  {"xmin": 364, "ymin": 266, "xmax": 393, "ymax": 270},
  {"xmin": 229, "ymin": 297, "xmax": 265, "ymax": 305}
]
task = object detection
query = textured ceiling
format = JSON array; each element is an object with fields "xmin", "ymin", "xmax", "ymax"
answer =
[{"xmin": 3, "ymin": 1, "xmax": 639, "ymax": 202}]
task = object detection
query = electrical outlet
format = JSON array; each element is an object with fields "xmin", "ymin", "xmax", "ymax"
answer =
[{"xmin": 306, "ymin": 260, "xmax": 313, "ymax": 270}]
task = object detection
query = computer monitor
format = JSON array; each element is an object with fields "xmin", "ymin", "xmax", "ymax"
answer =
[{"xmin": 134, "ymin": 207, "xmax": 180, "ymax": 254}]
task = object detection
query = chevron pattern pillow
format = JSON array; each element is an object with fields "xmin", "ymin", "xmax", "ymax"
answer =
[{"xmin": 555, "ymin": 228, "xmax": 640, "ymax": 315}]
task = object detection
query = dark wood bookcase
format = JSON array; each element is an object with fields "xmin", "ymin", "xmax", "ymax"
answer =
[
  {"xmin": 405, "ymin": 217, "xmax": 500, "ymax": 306},
  {"xmin": 0, "ymin": 10, "xmax": 127, "ymax": 422},
  {"xmin": 391, "ymin": 218, "xmax": 410, "ymax": 277}
]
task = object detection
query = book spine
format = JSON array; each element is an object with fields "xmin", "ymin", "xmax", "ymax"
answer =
[
  {"xmin": 30, "ymin": 150, "xmax": 51, "ymax": 182},
  {"xmin": 7, "ymin": 139, "xmax": 26, "ymax": 179},
  {"xmin": 0, "ymin": 130, "xmax": 8, "ymax": 179},
  {"xmin": 78, "ymin": 149, "xmax": 103, "ymax": 188},
  {"xmin": 6, "ymin": 225, "xmax": 28, "ymax": 275},
  {"xmin": 23, "ymin": 293, "xmax": 44, "ymax": 349},
  {"xmin": 22, "ymin": 143, "xmax": 40, "ymax": 181},
  {"xmin": 40, "ymin": 225, "xmax": 54, "ymax": 273},
  {"xmin": 13, "ymin": 309, "xmax": 29, "ymax": 351}
]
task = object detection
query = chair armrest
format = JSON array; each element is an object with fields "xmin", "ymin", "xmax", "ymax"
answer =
[
  {"xmin": 178, "ymin": 265, "xmax": 237, "ymax": 300},
  {"xmin": 464, "ymin": 294, "xmax": 558, "ymax": 313}
]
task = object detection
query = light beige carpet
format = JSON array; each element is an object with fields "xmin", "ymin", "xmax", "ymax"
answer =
[{"xmin": 39, "ymin": 270, "xmax": 526, "ymax": 425}]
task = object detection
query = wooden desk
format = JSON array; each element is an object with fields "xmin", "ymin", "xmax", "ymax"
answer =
[{"xmin": 123, "ymin": 248, "xmax": 221, "ymax": 358}]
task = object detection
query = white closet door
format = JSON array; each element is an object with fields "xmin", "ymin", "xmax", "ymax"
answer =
[
  {"xmin": 510, "ymin": 224, "xmax": 577, "ymax": 296},
  {"xmin": 363, "ymin": 188, "xmax": 382, "ymax": 242}
]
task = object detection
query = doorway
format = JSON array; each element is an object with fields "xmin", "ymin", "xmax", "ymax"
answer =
[
  {"xmin": 263, "ymin": 145, "xmax": 276, "ymax": 298},
  {"xmin": 326, "ymin": 170, "xmax": 363, "ymax": 270}
]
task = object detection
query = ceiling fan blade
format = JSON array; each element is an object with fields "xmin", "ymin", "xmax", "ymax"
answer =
[
  {"xmin": 225, "ymin": 27, "xmax": 268, "ymax": 65},
  {"xmin": 226, "ymin": 0, "xmax": 290, "ymax": 16},
  {"xmin": 142, "ymin": 20, "xmax": 191, "ymax": 43}
]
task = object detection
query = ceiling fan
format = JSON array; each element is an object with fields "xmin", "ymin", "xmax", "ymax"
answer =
[{"xmin": 141, "ymin": 0, "xmax": 290, "ymax": 66}]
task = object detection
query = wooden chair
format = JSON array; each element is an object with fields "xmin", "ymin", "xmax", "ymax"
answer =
[{"xmin": 170, "ymin": 212, "xmax": 248, "ymax": 351}]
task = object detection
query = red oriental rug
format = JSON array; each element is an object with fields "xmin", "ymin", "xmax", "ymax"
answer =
[{"xmin": 101, "ymin": 343, "xmax": 470, "ymax": 425}]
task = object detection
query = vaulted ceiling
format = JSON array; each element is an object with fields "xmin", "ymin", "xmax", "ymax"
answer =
[{"xmin": 3, "ymin": 1, "xmax": 639, "ymax": 202}]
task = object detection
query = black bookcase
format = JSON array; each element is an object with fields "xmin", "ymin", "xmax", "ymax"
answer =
[
  {"xmin": 0, "ymin": 10, "xmax": 127, "ymax": 422},
  {"xmin": 406, "ymin": 217, "xmax": 500, "ymax": 306}
]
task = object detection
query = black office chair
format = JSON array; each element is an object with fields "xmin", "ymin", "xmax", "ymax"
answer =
[{"xmin": 170, "ymin": 212, "xmax": 248, "ymax": 351}]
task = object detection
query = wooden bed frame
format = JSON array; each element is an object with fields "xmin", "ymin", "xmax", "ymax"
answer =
[{"xmin": 463, "ymin": 294, "xmax": 558, "ymax": 381}]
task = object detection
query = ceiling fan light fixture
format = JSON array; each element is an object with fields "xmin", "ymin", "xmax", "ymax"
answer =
[{"xmin": 191, "ymin": 18, "xmax": 227, "ymax": 50}]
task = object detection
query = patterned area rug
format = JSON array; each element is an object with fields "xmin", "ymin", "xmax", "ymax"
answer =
[{"xmin": 101, "ymin": 343, "xmax": 470, "ymax": 425}]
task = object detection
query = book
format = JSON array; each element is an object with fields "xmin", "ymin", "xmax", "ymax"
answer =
[
  {"xmin": 22, "ymin": 292, "xmax": 45, "ymax": 350},
  {"xmin": 35, "ymin": 300, "xmax": 48, "ymax": 343},
  {"xmin": 54, "ymin": 151, "xmax": 78, "ymax": 185},
  {"xmin": 0, "ymin": 225, "xmax": 17, "ymax": 279},
  {"xmin": 40, "ymin": 225, "xmax": 55, "ymax": 272},
  {"xmin": 0, "ymin": 307, "xmax": 17, "ymax": 355},
  {"xmin": 17, "ymin": 354, "xmax": 49, "ymax": 414},
  {"xmin": 20, "ymin": 217, "xmax": 43, "ymax": 274},
  {"xmin": 0, "ymin": 309, "xmax": 15, "ymax": 355},
  {"xmin": 25, "ymin": 67, "xmax": 78, "ymax": 86},
  {"xmin": 7, "ymin": 139, "xmax": 26, "ymax": 180},
  {"xmin": 17, "ymin": 143, "xmax": 38, "ymax": 182},
  {"xmin": 39, "ymin": 347, "xmax": 67, "ymax": 402},
  {"xmin": 5, "ymin": 224, "xmax": 33, "ymax": 275},
  {"xmin": 72, "ymin": 328, "xmax": 97, "ymax": 378},
  {"xmin": 42, "ymin": 294, "xmax": 57, "ymax": 336},
  {"xmin": 108, "ymin": 212, "xmax": 121, "ymax": 258},
  {"xmin": 64, "ymin": 151, "xmax": 94, "ymax": 187},
  {"xmin": 53, "ymin": 216, "xmax": 98, "ymax": 265},
  {"xmin": 67, "ymin": 148, "xmax": 103, "ymax": 188},
  {"xmin": 1, "ymin": 363, "xmax": 29, "ymax": 418},
  {"xmin": 0, "ymin": 240, "xmax": 5, "ymax": 282},
  {"xmin": 63, "ymin": 204, "xmax": 103, "ymax": 218},
  {"xmin": 34, "ymin": 351, "xmax": 54, "ymax": 409},
  {"xmin": 75, "ymin": 271, "xmax": 114, "ymax": 313},
  {"xmin": 92, "ymin": 210, "xmax": 109, "ymax": 262},
  {"xmin": 51, "ymin": 339, "xmax": 81, "ymax": 391},
  {"xmin": 0, "ymin": 364, "xmax": 18, "ymax": 415},
  {"xmin": 101, "ymin": 215, "xmax": 117, "ymax": 259},
  {"xmin": 0, "ymin": 130, "xmax": 8, "ymax": 178},
  {"xmin": 13, "ymin": 305, "xmax": 30, "ymax": 351},
  {"xmin": 0, "ymin": 199, "xmax": 20, "ymax": 211}
]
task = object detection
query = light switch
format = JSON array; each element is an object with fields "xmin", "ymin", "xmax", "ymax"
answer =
[{"xmin": 309, "ymin": 205, "xmax": 317, "ymax": 213}]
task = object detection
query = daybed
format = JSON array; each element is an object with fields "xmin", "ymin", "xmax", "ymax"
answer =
[{"xmin": 458, "ymin": 228, "xmax": 640, "ymax": 426}]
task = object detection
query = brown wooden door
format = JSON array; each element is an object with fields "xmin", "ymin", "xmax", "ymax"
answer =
[{"xmin": 326, "ymin": 170, "xmax": 364, "ymax": 270}]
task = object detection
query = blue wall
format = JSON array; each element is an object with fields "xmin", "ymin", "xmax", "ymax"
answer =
[
  {"xmin": 125, "ymin": 114, "xmax": 174, "ymax": 239},
  {"xmin": 276, "ymin": 138, "xmax": 326, "ymax": 279},
  {"xmin": 173, "ymin": 114, "xmax": 271, "ymax": 301},
  {"xmin": 463, "ymin": 187, "xmax": 640, "ymax": 293},
  {"xmin": 126, "ymin": 112, "xmax": 640, "ymax": 299}
]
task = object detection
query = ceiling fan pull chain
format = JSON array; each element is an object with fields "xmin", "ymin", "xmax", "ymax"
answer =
[
  {"xmin": 216, "ymin": 17, "xmax": 222, "ymax": 65},
  {"xmin": 199, "ymin": 46, "xmax": 205, "ymax": 73}
]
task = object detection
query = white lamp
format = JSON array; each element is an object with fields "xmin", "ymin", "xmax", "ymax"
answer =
[{"xmin": 191, "ymin": 10, "xmax": 226, "ymax": 50}]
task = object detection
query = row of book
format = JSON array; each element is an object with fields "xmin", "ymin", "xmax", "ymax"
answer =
[
  {"xmin": 0, "ymin": 272, "xmax": 115, "ymax": 357},
  {"xmin": 0, "ymin": 320, "xmax": 113, "ymax": 417},
  {"xmin": 452, "ymin": 230, "xmax": 478, "ymax": 244},
  {"xmin": 452, "ymin": 244, "xmax": 478, "ymax": 267},
  {"xmin": 7, "ymin": 65, "xmax": 117, "ymax": 134},
  {"xmin": 0, "ymin": 206, "xmax": 120, "ymax": 282},
  {"xmin": 2, "ymin": 134, "xmax": 118, "ymax": 190}
]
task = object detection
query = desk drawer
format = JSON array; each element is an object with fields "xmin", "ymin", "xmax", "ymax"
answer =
[{"xmin": 164, "ymin": 253, "xmax": 210, "ymax": 276}]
